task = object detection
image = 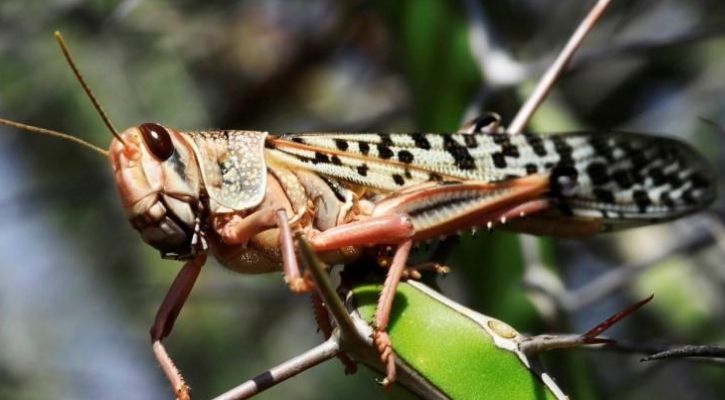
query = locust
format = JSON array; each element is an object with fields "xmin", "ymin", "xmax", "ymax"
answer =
[{"xmin": 0, "ymin": 32, "xmax": 715, "ymax": 399}]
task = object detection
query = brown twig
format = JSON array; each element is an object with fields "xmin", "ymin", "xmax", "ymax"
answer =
[
  {"xmin": 508, "ymin": 0, "xmax": 613, "ymax": 133},
  {"xmin": 211, "ymin": 337, "xmax": 341, "ymax": 400}
]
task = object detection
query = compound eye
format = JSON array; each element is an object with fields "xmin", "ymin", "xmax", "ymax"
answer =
[{"xmin": 139, "ymin": 122, "xmax": 174, "ymax": 161}]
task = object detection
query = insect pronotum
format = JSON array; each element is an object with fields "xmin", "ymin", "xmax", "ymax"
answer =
[{"xmin": 0, "ymin": 32, "xmax": 715, "ymax": 399}]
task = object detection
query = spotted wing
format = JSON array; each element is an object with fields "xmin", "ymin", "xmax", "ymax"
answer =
[
  {"xmin": 265, "ymin": 131, "xmax": 714, "ymax": 230},
  {"xmin": 265, "ymin": 132, "xmax": 543, "ymax": 190},
  {"xmin": 539, "ymin": 132, "xmax": 715, "ymax": 227}
]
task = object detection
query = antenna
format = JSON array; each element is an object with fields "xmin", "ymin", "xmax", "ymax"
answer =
[
  {"xmin": 0, "ymin": 32, "xmax": 117, "ymax": 157},
  {"xmin": 0, "ymin": 117, "xmax": 108, "ymax": 156},
  {"xmin": 53, "ymin": 31, "xmax": 125, "ymax": 145}
]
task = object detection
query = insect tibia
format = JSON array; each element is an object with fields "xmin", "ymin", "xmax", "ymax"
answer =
[{"xmin": 0, "ymin": 117, "xmax": 108, "ymax": 156}]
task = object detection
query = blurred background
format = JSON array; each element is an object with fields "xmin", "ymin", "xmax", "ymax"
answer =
[{"xmin": 0, "ymin": 1, "xmax": 725, "ymax": 399}]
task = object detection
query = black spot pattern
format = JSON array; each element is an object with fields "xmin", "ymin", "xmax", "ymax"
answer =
[
  {"xmin": 682, "ymin": 189, "xmax": 698, "ymax": 205},
  {"xmin": 331, "ymin": 155, "xmax": 342, "ymax": 166},
  {"xmin": 628, "ymin": 149, "xmax": 648, "ymax": 169},
  {"xmin": 392, "ymin": 174, "xmax": 405, "ymax": 186},
  {"xmin": 525, "ymin": 164, "xmax": 538, "ymax": 174},
  {"xmin": 502, "ymin": 144, "xmax": 520, "ymax": 158},
  {"xmin": 398, "ymin": 150, "xmax": 414, "ymax": 164},
  {"xmin": 633, "ymin": 190, "xmax": 652, "ymax": 213},
  {"xmin": 379, "ymin": 134, "xmax": 394, "ymax": 147},
  {"xmin": 552, "ymin": 137, "xmax": 574, "ymax": 165},
  {"xmin": 491, "ymin": 134, "xmax": 510, "ymax": 146},
  {"xmin": 359, "ymin": 142, "xmax": 370, "ymax": 155},
  {"xmin": 314, "ymin": 152, "xmax": 329, "ymax": 164},
  {"xmin": 412, "ymin": 133, "xmax": 431, "ymax": 150},
  {"xmin": 357, "ymin": 164, "xmax": 369, "ymax": 176},
  {"xmin": 667, "ymin": 173, "xmax": 683, "ymax": 189},
  {"xmin": 631, "ymin": 170, "xmax": 645, "ymax": 185},
  {"xmin": 464, "ymin": 134, "xmax": 478, "ymax": 148},
  {"xmin": 649, "ymin": 168, "xmax": 665, "ymax": 186},
  {"xmin": 660, "ymin": 192, "xmax": 675, "ymax": 208},
  {"xmin": 689, "ymin": 172, "xmax": 710, "ymax": 189},
  {"xmin": 443, "ymin": 135, "xmax": 476, "ymax": 170},
  {"xmin": 550, "ymin": 165, "xmax": 579, "ymax": 196},
  {"xmin": 593, "ymin": 188, "xmax": 615, "ymax": 203},
  {"xmin": 613, "ymin": 170, "xmax": 634, "ymax": 189},
  {"xmin": 492, "ymin": 153, "xmax": 507, "ymax": 168},
  {"xmin": 377, "ymin": 144, "xmax": 394, "ymax": 159},
  {"xmin": 525, "ymin": 134, "xmax": 547, "ymax": 157},
  {"xmin": 586, "ymin": 162, "xmax": 610, "ymax": 185},
  {"xmin": 590, "ymin": 137, "xmax": 614, "ymax": 161},
  {"xmin": 334, "ymin": 139, "xmax": 348, "ymax": 151}
]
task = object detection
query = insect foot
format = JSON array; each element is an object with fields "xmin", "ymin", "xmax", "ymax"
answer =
[
  {"xmin": 372, "ymin": 329, "xmax": 396, "ymax": 387},
  {"xmin": 402, "ymin": 261, "xmax": 452, "ymax": 279},
  {"xmin": 176, "ymin": 386, "xmax": 191, "ymax": 400},
  {"xmin": 286, "ymin": 274, "xmax": 315, "ymax": 293}
]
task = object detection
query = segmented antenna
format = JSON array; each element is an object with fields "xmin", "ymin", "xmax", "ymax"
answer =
[
  {"xmin": 53, "ymin": 31, "xmax": 125, "ymax": 145},
  {"xmin": 0, "ymin": 117, "xmax": 108, "ymax": 156},
  {"xmin": 0, "ymin": 32, "xmax": 114, "ymax": 156}
]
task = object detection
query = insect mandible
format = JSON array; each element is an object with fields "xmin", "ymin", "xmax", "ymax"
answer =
[{"xmin": 0, "ymin": 32, "xmax": 715, "ymax": 400}]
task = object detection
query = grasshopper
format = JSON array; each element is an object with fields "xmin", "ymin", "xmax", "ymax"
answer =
[{"xmin": 0, "ymin": 32, "xmax": 715, "ymax": 399}]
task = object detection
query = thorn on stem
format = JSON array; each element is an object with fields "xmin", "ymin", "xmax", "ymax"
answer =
[{"xmin": 582, "ymin": 294, "xmax": 654, "ymax": 339}]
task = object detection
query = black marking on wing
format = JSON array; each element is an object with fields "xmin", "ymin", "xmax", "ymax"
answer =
[
  {"xmin": 266, "ymin": 131, "xmax": 714, "ymax": 227},
  {"xmin": 443, "ymin": 134, "xmax": 476, "ymax": 170},
  {"xmin": 412, "ymin": 133, "xmax": 431, "ymax": 150},
  {"xmin": 398, "ymin": 150, "xmax": 414, "ymax": 164}
]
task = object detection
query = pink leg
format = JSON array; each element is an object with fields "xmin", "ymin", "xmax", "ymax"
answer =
[
  {"xmin": 305, "ymin": 215, "xmax": 416, "ymax": 385},
  {"xmin": 150, "ymin": 253, "xmax": 207, "ymax": 400},
  {"xmin": 308, "ymin": 214, "xmax": 414, "ymax": 251},
  {"xmin": 216, "ymin": 208, "xmax": 312, "ymax": 292},
  {"xmin": 372, "ymin": 240, "xmax": 413, "ymax": 387},
  {"xmin": 215, "ymin": 208, "xmax": 278, "ymax": 245},
  {"xmin": 275, "ymin": 209, "xmax": 315, "ymax": 293},
  {"xmin": 310, "ymin": 292, "xmax": 357, "ymax": 374}
]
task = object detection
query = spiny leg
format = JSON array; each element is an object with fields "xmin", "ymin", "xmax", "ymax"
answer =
[
  {"xmin": 303, "ymin": 215, "xmax": 418, "ymax": 384},
  {"xmin": 150, "ymin": 253, "xmax": 206, "ymax": 400},
  {"xmin": 310, "ymin": 292, "xmax": 357, "ymax": 374},
  {"xmin": 304, "ymin": 183, "xmax": 551, "ymax": 385},
  {"xmin": 372, "ymin": 240, "xmax": 413, "ymax": 387},
  {"xmin": 308, "ymin": 214, "xmax": 414, "ymax": 251}
]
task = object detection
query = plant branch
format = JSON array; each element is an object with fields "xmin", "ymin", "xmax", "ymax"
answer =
[
  {"xmin": 211, "ymin": 337, "xmax": 340, "ymax": 400},
  {"xmin": 508, "ymin": 0, "xmax": 613, "ymax": 134},
  {"xmin": 642, "ymin": 345, "xmax": 725, "ymax": 363}
]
